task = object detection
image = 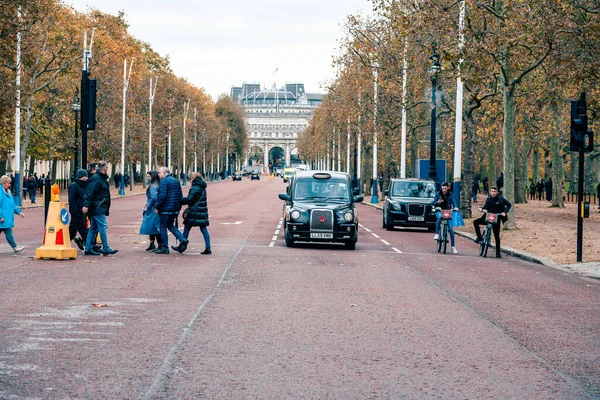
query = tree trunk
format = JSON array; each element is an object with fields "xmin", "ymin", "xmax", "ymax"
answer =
[
  {"xmin": 460, "ymin": 110, "xmax": 477, "ymax": 219},
  {"xmin": 569, "ymin": 152, "xmax": 577, "ymax": 194},
  {"xmin": 410, "ymin": 128, "xmax": 418, "ymax": 178},
  {"xmin": 550, "ymin": 134, "xmax": 564, "ymax": 207},
  {"xmin": 51, "ymin": 159, "xmax": 57, "ymax": 181},
  {"xmin": 514, "ymin": 137, "xmax": 527, "ymax": 204},
  {"xmin": 522, "ymin": 142, "xmax": 531, "ymax": 204},
  {"xmin": 532, "ymin": 146, "xmax": 539, "ymax": 181},
  {"xmin": 502, "ymin": 83, "xmax": 516, "ymax": 229}
]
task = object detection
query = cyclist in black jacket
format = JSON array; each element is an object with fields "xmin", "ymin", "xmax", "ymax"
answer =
[{"xmin": 473, "ymin": 186, "xmax": 512, "ymax": 258}]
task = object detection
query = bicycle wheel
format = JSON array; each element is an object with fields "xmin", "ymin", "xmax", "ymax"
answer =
[
  {"xmin": 442, "ymin": 223, "xmax": 448, "ymax": 254},
  {"xmin": 482, "ymin": 226, "xmax": 492, "ymax": 257},
  {"xmin": 437, "ymin": 230, "xmax": 442, "ymax": 252}
]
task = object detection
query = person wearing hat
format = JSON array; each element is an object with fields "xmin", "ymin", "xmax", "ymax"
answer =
[{"xmin": 68, "ymin": 169, "xmax": 89, "ymax": 250}]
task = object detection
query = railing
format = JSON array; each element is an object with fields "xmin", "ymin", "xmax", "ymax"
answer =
[{"xmin": 565, "ymin": 192, "xmax": 597, "ymax": 204}]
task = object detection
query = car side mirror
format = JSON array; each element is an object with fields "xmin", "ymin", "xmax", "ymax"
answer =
[
  {"xmin": 279, "ymin": 193, "xmax": 291, "ymax": 202},
  {"xmin": 354, "ymin": 195, "xmax": 364, "ymax": 203},
  {"xmin": 353, "ymin": 188, "xmax": 360, "ymax": 195},
  {"xmin": 384, "ymin": 190, "xmax": 390, "ymax": 196}
]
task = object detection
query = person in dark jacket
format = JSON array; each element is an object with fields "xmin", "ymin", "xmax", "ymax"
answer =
[
  {"xmin": 68, "ymin": 169, "xmax": 89, "ymax": 250},
  {"xmin": 82, "ymin": 161, "xmax": 117, "ymax": 256},
  {"xmin": 432, "ymin": 182, "xmax": 458, "ymax": 254},
  {"xmin": 473, "ymin": 186, "xmax": 512, "ymax": 258},
  {"xmin": 155, "ymin": 166, "xmax": 187, "ymax": 254},
  {"xmin": 27, "ymin": 176, "xmax": 38, "ymax": 204},
  {"xmin": 536, "ymin": 178, "xmax": 544, "ymax": 201},
  {"xmin": 173, "ymin": 172, "xmax": 211, "ymax": 254},
  {"xmin": 472, "ymin": 177, "xmax": 479, "ymax": 203},
  {"xmin": 529, "ymin": 180, "xmax": 536, "ymax": 200}
]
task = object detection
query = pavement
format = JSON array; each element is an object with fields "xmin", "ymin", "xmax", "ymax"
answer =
[{"xmin": 365, "ymin": 200, "xmax": 600, "ymax": 280}]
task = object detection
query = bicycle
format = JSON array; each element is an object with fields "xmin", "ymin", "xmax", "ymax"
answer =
[
  {"xmin": 435, "ymin": 207, "xmax": 453, "ymax": 254},
  {"xmin": 479, "ymin": 211, "xmax": 500, "ymax": 257}
]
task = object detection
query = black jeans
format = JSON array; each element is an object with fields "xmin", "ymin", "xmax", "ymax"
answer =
[{"xmin": 473, "ymin": 216, "xmax": 502, "ymax": 255}]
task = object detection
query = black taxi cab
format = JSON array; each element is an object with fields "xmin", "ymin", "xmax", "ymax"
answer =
[
  {"xmin": 382, "ymin": 178, "xmax": 437, "ymax": 231},
  {"xmin": 278, "ymin": 171, "xmax": 363, "ymax": 249}
]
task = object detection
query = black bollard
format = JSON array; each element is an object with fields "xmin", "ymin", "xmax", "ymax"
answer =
[{"xmin": 44, "ymin": 179, "xmax": 51, "ymax": 225}]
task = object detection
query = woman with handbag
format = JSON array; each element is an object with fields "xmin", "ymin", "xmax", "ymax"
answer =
[
  {"xmin": 173, "ymin": 172, "xmax": 211, "ymax": 254},
  {"xmin": 140, "ymin": 171, "xmax": 162, "ymax": 251}
]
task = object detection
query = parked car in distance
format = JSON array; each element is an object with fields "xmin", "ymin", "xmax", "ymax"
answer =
[
  {"xmin": 278, "ymin": 171, "xmax": 363, "ymax": 250},
  {"xmin": 382, "ymin": 178, "xmax": 437, "ymax": 231},
  {"xmin": 232, "ymin": 172, "xmax": 242, "ymax": 181},
  {"xmin": 251, "ymin": 172, "xmax": 260, "ymax": 180}
]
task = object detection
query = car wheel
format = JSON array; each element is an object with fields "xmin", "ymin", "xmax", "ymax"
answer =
[
  {"xmin": 384, "ymin": 213, "xmax": 393, "ymax": 231},
  {"xmin": 284, "ymin": 228, "xmax": 294, "ymax": 247}
]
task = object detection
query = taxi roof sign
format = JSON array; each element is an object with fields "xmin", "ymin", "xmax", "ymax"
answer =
[{"xmin": 312, "ymin": 172, "xmax": 331, "ymax": 180}]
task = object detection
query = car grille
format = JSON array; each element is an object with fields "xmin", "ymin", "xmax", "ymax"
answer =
[
  {"xmin": 310, "ymin": 209, "xmax": 333, "ymax": 231},
  {"xmin": 408, "ymin": 204, "xmax": 425, "ymax": 216}
]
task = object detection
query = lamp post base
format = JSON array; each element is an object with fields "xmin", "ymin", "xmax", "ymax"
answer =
[
  {"xmin": 370, "ymin": 179, "xmax": 379, "ymax": 204},
  {"xmin": 118, "ymin": 176, "xmax": 125, "ymax": 196}
]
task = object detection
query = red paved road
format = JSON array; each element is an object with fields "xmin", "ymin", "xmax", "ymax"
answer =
[{"xmin": 0, "ymin": 176, "xmax": 598, "ymax": 398}]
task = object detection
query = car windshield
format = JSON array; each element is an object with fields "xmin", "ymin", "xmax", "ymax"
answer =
[
  {"xmin": 293, "ymin": 179, "xmax": 350, "ymax": 201},
  {"xmin": 391, "ymin": 181, "xmax": 436, "ymax": 198}
]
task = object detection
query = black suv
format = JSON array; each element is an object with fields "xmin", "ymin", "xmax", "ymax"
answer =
[
  {"xmin": 382, "ymin": 178, "xmax": 437, "ymax": 231},
  {"xmin": 278, "ymin": 171, "xmax": 363, "ymax": 249}
]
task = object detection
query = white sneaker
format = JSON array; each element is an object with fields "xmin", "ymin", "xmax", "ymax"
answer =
[
  {"xmin": 452, "ymin": 246, "xmax": 458, "ymax": 254},
  {"xmin": 433, "ymin": 234, "xmax": 439, "ymax": 240},
  {"xmin": 13, "ymin": 246, "xmax": 24, "ymax": 254}
]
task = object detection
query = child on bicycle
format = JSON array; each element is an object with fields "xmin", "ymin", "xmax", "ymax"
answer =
[
  {"xmin": 473, "ymin": 186, "xmax": 512, "ymax": 258},
  {"xmin": 433, "ymin": 182, "xmax": 458, "ymax": 254}
]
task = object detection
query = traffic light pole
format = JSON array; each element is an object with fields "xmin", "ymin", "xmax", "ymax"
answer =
[
  {"xmin": 81, "ymin": 69, "xmax": 88, "ymax": 170},
  {"xmin": 576, "ymin": 147, "xmax": 584, "ymax": 262}
]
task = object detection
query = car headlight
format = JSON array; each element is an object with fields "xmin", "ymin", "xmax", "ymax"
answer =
[
  {"xmin": 291, "ymin": 210, "xmax": 301, "ymax": 220},
  {"xmin": 343, "ymin": 211, "xmax": 354, "ymax": 221},
  {"xmin": 390, "ymin": 201, "xmax": 401, "ymax": 211}
]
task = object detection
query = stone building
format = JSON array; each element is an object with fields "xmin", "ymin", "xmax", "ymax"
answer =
[{"xmin": 231, "ymin": 82, "xmax": 322, "ymax": 173}]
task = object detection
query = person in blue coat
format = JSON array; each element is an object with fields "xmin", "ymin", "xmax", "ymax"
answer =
[
  {"xmin": 0, "ymin": 175, "xmax": 25, "ymax": 253},
  {"xmin": 155, "ymin": 167, "xmax": 187, "ymax": 254},
  {"xmin": 140, "ymin": 171, "xmax": 162, "ymax": 251}
]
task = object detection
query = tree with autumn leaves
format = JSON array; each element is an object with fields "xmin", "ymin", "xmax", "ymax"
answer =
[
  {"xmin": 0, "ymin": 1, "xmax": 245, "ymax": 201},
  {"xmin": 299, "ymin": 0, "xmax": 600, "ymax": 228}
]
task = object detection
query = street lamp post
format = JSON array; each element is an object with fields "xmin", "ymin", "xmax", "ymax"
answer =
[
  {"xmin": 72, "ymin": 89, "xmax": 80, "ymax": 176},
  {"xmin": 371, "ymin": 60, "xmax": 379, "ymax": 204},
  {"xmin": 428, "ymin": 47, "xmax": 441, "ymax": 184}
]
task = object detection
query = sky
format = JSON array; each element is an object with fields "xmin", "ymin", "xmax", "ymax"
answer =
[{"xmin": 67, "ymin": 0, "xmax": 372, "ymax": 100}]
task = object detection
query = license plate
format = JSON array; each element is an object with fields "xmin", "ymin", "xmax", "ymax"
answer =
[
  {"xmin": 408, "ymin": 216, "xmax": 424, "ymax": 221},
  {"xmin": 310, "ymin": 233, "xmax": 333, "ymax": 239}
]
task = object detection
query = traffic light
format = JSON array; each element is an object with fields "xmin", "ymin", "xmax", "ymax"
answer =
[
  {"xmin": 570, "ymin": 92, "xmax": 594, "ymax": 152},
  {"xmin": 80, "ymin": 72, "xmax": 97, "ymax": 131}
]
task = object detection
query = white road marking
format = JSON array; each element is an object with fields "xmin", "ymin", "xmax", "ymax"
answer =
[
  {"xmin": 363, "ymin": 227, "xmax": 371, "ymax": 232},
  {"xmin": 274, "ymin": 230, "xmax": 280, "ymax": 235},
  {"xmin": 268, "ymin": 242, "xmax": 275, "ymax": 247},
  {"xmin": 392, "ymin": 247, "xmax": 403, "ymax": 253},
  {"xmin": 381, "ymin": 240, "xmax": 390, "ymax": 245},
  {"xmin": 371, "ymin": 233, "xmax": 380, "ymax": 238},
  {"xmin": 220, "ymin": 221, "xmax": 243, "ymax": 225},
  {"xmin": 271, "ymin": 236, "xmax": 277, "ymax": 241}
]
